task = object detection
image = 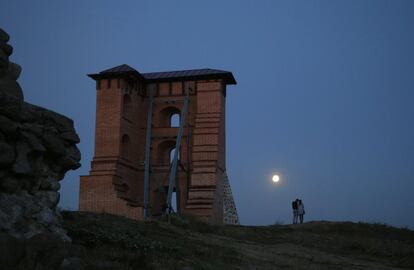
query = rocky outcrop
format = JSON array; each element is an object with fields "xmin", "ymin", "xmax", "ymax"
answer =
[{"xmin": 0, "ymin": 27, "xmax": 80, "ymax": 246}]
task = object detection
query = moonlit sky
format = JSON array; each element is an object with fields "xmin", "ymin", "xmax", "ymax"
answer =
[{"xmin": 2, "ymin": 1, "xmax": 413, "ymax": 227}]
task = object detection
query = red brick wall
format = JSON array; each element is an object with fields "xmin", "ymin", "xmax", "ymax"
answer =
[
  {"xmin": 184, "ymin": 80, "xmax": 225, "ymax": 224},
  {"xmin": 94, "ymin": 79, "xmax": 122, "ymax": 158},
  {"xmin": 80, "ymin": 76, "xmax": 228, "ymax": 223},
  {"xmin": 79, "ymin": 175, "xmax": 141, "ymax": 219},
  {"xmin": 79, "ymin": 78, "xmax": 145, "ymax": 219}
]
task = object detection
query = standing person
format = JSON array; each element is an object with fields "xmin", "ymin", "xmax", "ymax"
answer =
[
  {"xmin": 297, "ymin": 199, "xmax": 305, "ymax": 224},
  {"xmin": 291, "ymin": 199, "xmax": 298, "ymax": 224}
]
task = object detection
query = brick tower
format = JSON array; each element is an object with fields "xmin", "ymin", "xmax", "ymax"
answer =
[{"xmin": 79, "ymin": 64, "xmax": 239, "ymax": 224}]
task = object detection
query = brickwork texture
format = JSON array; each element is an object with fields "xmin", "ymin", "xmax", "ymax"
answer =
[{"xmin": 79, "ymin": 65, "xmax": 238, "ymax": 224}]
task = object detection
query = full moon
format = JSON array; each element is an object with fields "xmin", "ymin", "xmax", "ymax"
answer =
[{"xmin": 272, "ymin": 174, "xmax": 280, "ymax": 183}]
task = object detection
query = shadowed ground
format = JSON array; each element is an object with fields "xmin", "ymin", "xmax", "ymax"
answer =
[{"xmin": 62, "ymin": 211, "xmax": 414, "ymax": 270}]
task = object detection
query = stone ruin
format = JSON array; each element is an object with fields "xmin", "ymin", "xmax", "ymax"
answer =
[
  {"xmin": 0, "ymin": 28, "xmax": 81, "ymax": 269},
  {"xmin": 223, "ymin": 173, "xmax": 239, "ymax": 225}
]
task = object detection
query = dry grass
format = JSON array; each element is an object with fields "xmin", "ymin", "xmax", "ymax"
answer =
[{"xmin": 62, "ymin": 212, "xmax": 414, "ymax": 270}]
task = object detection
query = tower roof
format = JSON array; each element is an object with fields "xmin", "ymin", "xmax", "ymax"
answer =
[
  {"xmin": 88, "ymin": 64, "xmax": 145, "ymax": 81},
  {"xmin": 101, "ymin": 64, "xmax": 138, "ymax": 73},
  {"xmin": 143, "ymin": 68, "xmax": 236, "ymax": 84},
  {"xmin": 88, "ymin": 65, "xmax": 236, "ymax": 85}
]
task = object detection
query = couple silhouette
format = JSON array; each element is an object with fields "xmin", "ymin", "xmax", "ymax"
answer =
[{"xmin": 292, "ymin": 199, "xmax": 305, "ymax": 224}]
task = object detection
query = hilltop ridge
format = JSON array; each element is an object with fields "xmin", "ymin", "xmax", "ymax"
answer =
[{"xmin": 62, "ymin": 211, "xmax": 414, "ymax": 270}]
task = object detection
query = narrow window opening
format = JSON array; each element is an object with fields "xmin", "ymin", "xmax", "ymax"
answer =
[
  {"xmin": 123, "ymin": 94, "xmax": 132, "ymax": 119},
  {"xmin": 170, "ymin": 113, "xmax": 180, "ymax": 128},
  {"xmin": 159, "ymin": 107, "xmax": 180, "ymax": 127}
]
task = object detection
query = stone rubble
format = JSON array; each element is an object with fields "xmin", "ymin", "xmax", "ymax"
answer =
[
  {"xmin": 223, "ymin": 172, "xmax": 240, "ymax": 225},
  {"xmin": 0, "ymin": 28, "xmax": 81, "ymax": 269}
]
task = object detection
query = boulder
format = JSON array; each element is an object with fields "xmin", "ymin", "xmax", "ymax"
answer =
[
  {"xmin": 20, "ymin": 233, "xmax": 68, "ymax": 270},
  {"xmin": 0, "ymin": 232, "xmax": 26, "ymax": 270},
  {"xmin": 1, "ymin": 42, "xmax": 13, "ymax": 56},
  {"xmin": 0, "ymin": 175, "xmax": 20, "ymax": 192},
  {"xmin": 0, "ymin": 115, "xmax": 18, "ymax": 137},
  {"xmin": 0, "ymin": 28, "xmax": 9, "ymax": 42},
  {"xmin": 12, "ymin": 141, "xmax": 33, "ymax": 175},
  {"xmin": 42, "ymin": 130, "xmax": 67, "ymax": 156},
  {"xmin": 0, "ymin": 84, "xmax": 23, "ymax": 120},
  {"xmin": 21, "ymin": 131, "xmax": 46, "ymax": 152},
  {"xmin": 0, "ymin": 28, "xmax": 81, "ymax": 247},
  {"xmin": 60, "ymin": 131, "xmax": 81, "ymax": 143},
  {"xmin": 0, "ymin": 141, "xmax": 15, "ymax": 166},
  {"xmin": 7, "ymin": 61, "xmax": 21, "ymax": 79}
]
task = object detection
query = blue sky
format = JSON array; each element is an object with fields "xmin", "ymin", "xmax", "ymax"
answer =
[{"xmin": 2, "ymin": 0, "xmax": 413, "ymax": 227}]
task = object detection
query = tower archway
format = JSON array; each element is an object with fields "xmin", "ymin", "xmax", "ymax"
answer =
[{"xmin": 158, "ymin": 106, "xmax": 180, "ymax": 127}]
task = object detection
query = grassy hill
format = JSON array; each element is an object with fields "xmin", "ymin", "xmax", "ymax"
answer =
[{"xmin": 62, "ymin": 211, "xmax": 414, "ymax": 270}]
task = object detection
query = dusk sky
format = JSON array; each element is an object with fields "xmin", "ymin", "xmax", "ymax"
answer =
[{"xmin": 2, "ymin": 1, "xmax": 413, "ymax": 228}]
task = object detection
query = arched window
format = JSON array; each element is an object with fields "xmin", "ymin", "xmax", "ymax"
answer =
[
  {"xmin": 159, "ymin": 107, "xmax": 180, "ymax": 127},
  {"xmin": 170, "ymin": 113, "xmax": 180, "ymax": 128},
  {"xmin": 169, "ymin": 147, "xmax": 180, "ymax": 164},
  {"xmin": 123, "ymin": 94, "xmax": 132, "ymax": 119},
  {"xmin": 156, "ymin": 140, "xmax": 175, "ymax": 164},
  {"xmin": 121, "ymin": 134, "xmax": 131, "ymax": 161}
]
